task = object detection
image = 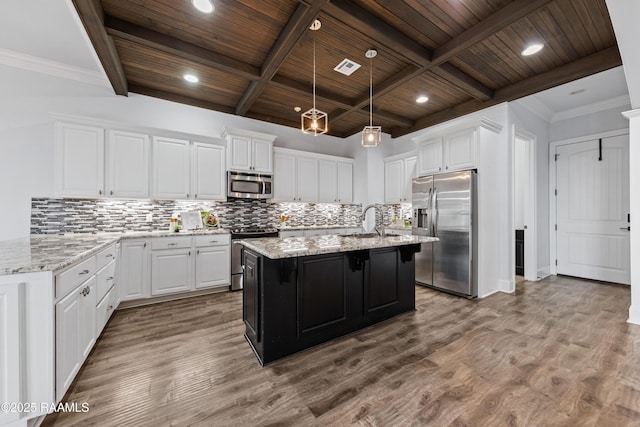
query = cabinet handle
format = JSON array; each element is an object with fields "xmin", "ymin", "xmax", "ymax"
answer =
[
  {"xmin": 107, "ymin": 305, "xmax": 113, "ymax": 310},
  {"xmin": 210, "ymin": 240, "xmax": 218, "ymax": 244},
  {"xmin": 445, "ymin": 166, "xmax": 448, "ymax": 170},
  {"xmin": 197, "ymin": 250, "xmax": 200, "ymax": 255},
  {"xmin": 99, "ymin": 190, "xmax": 102, "ymax": 195},
  {"xmin": 144, "ymin": 242, "xmax": 147, "ymax": 248},
  {"xmin": 188, "ymin": 251, "xmax": 191, "ymax": 256},
  {"xmin": 439, "ymin": 167, "xmax": 442, "ymax": 171},
  {"xmin": 107, "ymin": 276, "xmax": 114, "ymax": 281},
  {"xmin": 86, "ymin": 286, "xmax": 90, "ymax": 295},
  {"xmin": 187, "ymin": 193, "xmax": 190, "ymax": 198},
  {"xmin": 195, "ymin": 194, "xmax": 198, "ymax": 198},
  {"xmin": 79, "ymin": 269, "xmax": 90, "ymax": 275},
  {"xmin": 110, "ymin": 190, "xmax": 113, "ymax": 195},
  {"xmin": 106, "ymin": 253, "xmax": 113, "ymax": 258},
  {"xmin": 168, "ymin": 243, "xmax": 178, "ymax": 246}
]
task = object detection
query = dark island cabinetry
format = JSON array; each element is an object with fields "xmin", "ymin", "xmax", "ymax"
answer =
[{"xmin": 242, "ymin": 245, "xmax": 419, "ymax": 365}]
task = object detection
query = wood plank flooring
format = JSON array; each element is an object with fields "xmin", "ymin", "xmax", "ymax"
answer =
[{"xmin": 43, "ymin": 275, "xmax": 640, "ymax": 426}]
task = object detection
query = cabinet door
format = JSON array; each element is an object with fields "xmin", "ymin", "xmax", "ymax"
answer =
[
  {"xmin": 227, "ymin": 135, "xmax": 252, "ymax": 172},
  {"xmin": 152, "ymin": 136, "xmax": 190, "ymax": 199},
  {"xmin": 318, "ymin": 160, "xmax": 338, "ymax": 202},
  {"xmin": 252, "ymin": 138, "xmax": 273, "ymax": 173},
  {"xmin": 417, "ymin": 137, "xmax": 443, "ymax": 176},
  {"xmin": 243, "ymin": 251, "xmax": 260, "ymax": 343},
  {"xmin": 0, "ymin": 284, "xmax": 22, "ymax": 424},
  {"xmin": 297, "ymin": 156, "xmax": 318, "ymax": 202},
  {"xmin": 79, "ymin": 276, "xmax": 97, "ymax": 360},
  {"xmin": 106, "ymin": 130, "xmax": 149, "ymax": 198},
  {"xmin": 336, "ymin": 162, "xmax": 353, "ymax": 203},
  {"xmin": 445, "ymin": 128, "xmax": 476, "ymax": 171},
  {"xmin": 384, "ymin": 159, "xmax": 404, "ymax": 203},
  {"xmin": 273, "ymin": 152, "xmax": 297, "ymax": 201},
  {"xmin": 195, "ymin": 246, "xmax": 230, "ymax": 289},
  {"xmin": 151, "ymin": 249, "xmax": 193, "ymax": 295},
  {"xmin": 120, "ymin": 240, "xmax": 149, "ymax": 301},
  {"xmin": 55, "ymin": 287, "xmax": 81, "ymax": 401},
  {"xmin": 192, "ymin": 142, "xmax": 225, "ymax": 200},
  {"xmin": 55, "ymin": 122, "xmax": 105, "ymax": 197},
  {"xmin": 402, "ymin": 156, "xmax": 417, "ymax": 202}
]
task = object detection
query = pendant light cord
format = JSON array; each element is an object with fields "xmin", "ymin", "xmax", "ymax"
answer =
[
  {"xmin": 313, "ymin": 38, "xmax": 317, "ymax": 114},
  {"xmin": 369, "ymin": 56, "xmax": 373, "ymax": 126}
]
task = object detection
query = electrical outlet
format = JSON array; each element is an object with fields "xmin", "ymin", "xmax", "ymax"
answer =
[{"xmin": 145, "ymin": 213, "xmax": 153, "ymax": 222}]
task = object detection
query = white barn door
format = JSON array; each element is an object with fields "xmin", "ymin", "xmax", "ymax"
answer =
[{"xmin": 556, "ymin": 134, "xmax": 630, "ymax": 284}]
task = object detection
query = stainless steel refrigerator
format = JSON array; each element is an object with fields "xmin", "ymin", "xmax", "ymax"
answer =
[{"xmin": 412, "ymin": 170, "xmax": 477, "ymax": 298}]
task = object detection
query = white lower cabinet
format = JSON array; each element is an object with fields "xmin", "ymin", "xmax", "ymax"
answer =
[
  {"xmin": 55, "ymin": 275, "xmax": 96, "ymax": 402},
  {"xmin": 195, "ymin": 235, "xmax": 231, "ymax": 289},
  {"xmin": 151, "ymin": 248, "xmax": 193, "ymax": 295},
  {"xmin": 0, "ymin": 283, "xmax": 23, "ymax": 425},
  {"xmin": 120, "ymin": 239, "xmax": 150, "ymax": 301}
]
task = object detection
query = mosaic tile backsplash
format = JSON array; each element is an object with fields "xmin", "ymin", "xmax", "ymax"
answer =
[{"xmin": 30, "ymin": 197, "xmax": 386, "ymax": 234}]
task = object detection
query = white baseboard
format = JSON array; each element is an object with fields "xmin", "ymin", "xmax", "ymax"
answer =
[
  {"xmin": 498, "ymin": 279, "xmax": 515, "ymax": 293},
  {"xmin": 628, "ymin": 305, "xmax": 640, "ymax": 325},
  {"xmin": 537, "ymin": 266, "xmax": 551, "ymax": 279}
]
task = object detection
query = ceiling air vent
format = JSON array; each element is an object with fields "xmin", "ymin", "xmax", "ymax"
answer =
[{"xmin": 334, "ymin": 58, "xmax": 361, "ymax": 76}]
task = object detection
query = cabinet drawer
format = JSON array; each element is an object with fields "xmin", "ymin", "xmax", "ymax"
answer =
[
  {"xmin": 96, "ymin": 286, "xmax": 118, "ymax": 336},
  {"xmin": 96, "ymin": 244, "xmax": 117, "ymax": 269},
  {"xmin": 56, "ymin": 256, "xmax": 97, "ymax": 299},
  {"xmin": 194, "ymin": 234, "xmax": 230, "ymax": 247},
  {"xmin": 96, "ymin": 259, "xmax": 116, "ymax": 303},
  {"xmin": 151, "ymin": 236, "xmax": 192, "ymax": 250}
]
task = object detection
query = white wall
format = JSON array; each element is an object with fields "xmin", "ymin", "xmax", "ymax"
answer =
[
  {"xmin": 549, "ymin": 105, "xmax": 630, "ymax": 142},
  {"xmin": 508, "ymin": 102, "xmax": 551, "ymax": 277},
  {"xmin": 0, "ymin": 65, "xmax": 365, "ymax": 241}
]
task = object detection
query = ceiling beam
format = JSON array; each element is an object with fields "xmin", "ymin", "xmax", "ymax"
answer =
[
  {"xmin": 431, "ymin": 0, "xmax": 555, "ymax": 66},
  {"xmin": 392, "ymin": 47, "xmax": 623, "ymax": 138},
  {"xmin": 72, "ymin": 0, "xmax": 127, "ymax": 96},
  {"xmin": 104, "ymin": 16, "xmax": 260, "ymax": 80},
  {"xmin": 235, "ymin": 0, "xmax": 330, "ymax": 116}
]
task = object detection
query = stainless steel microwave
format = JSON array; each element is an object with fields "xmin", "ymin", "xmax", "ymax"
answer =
[{"xmin": 227, "ymin": 171, "xmax": 273, "ymax": 199}]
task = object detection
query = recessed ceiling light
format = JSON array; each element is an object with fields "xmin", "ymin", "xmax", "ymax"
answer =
[
  {"xmin": 416, "ymin": 95, "xmax": 429, "ymax": 103},
  {"xmin": 521, "ymin": 43, "xmax": 544, "ymax": 56},
  {"xmin": 183, "ymin": 74, "xmax": 199, "ymax": 83},
  {"xmin": 294, "ymin": 106, "xmax": 302, "ymax": 112},
  {"xmin": 192, "ymin": 0, "xmax": 214, "ymax": 13}
]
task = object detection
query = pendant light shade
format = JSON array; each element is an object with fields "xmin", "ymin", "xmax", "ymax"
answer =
[
  {"xmin": 362, "ymin": 49, "xmax": 381, "ymax": 147},
  {"xmin": 301, "ymin": 20, "xmax": 328, "ymax": 136}
]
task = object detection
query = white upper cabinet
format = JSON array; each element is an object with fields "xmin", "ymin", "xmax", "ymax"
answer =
[
  {"xmin": 191, "ymin": 142, "xmax": 226, "ymax": 200},
  {"xmin": 296, "ymin": 156, "xmax": 319, "ymax": 202},
  {"xmin": 224, "ymin": 128, "xmax": 275, "ymax": 174},
  {"xmin": 319, "ymin": 160, "xmax": 353, "ymax": 203},
  {"xmin": 273, "ymin": 151, "xmax": 297, "ymax": 201},
  {"xmin": 416, "ymin": 128, "xmax": 476, "ymax": 176},
  {"xmin": 384, "ymin": 154, "xmax": 416, "ymax": 203},
  {"xmin": 55, "ymin": 122, "xmax": 105, "ymax": 197},
  {"xmin": 151, "ymin": 136, "xmax": 191, "ymax": 199},
  {"xmin": 417, "ymin": 137, "xmax": 443, "ymax": 175},
  {"xmin": 445, "ymin": 128, "xmax": 476, "ymax": 171},
  {"xmin": 106, "ymin": 130, "xmax": 149, "ymax": 198},
  {"xmin": 273, "ymin": 148, "xmax": 353, "ymax": 203}
]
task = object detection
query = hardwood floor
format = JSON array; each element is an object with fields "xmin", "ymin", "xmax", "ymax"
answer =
[{"xmin": 43, "ymin": 276, "xmax": 640, "ymax": 426}]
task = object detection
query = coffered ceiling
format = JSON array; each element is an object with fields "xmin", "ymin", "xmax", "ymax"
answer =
[{"xmin": 73, "ymin": 0, "xmax": 621, "ymax": 138}]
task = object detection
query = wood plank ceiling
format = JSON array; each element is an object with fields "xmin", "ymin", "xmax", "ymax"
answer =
[{"xmin": 73, "ymin": 0, "xmax": 621, "ymax": 138}]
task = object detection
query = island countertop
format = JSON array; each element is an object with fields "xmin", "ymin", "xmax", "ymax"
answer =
[{"xmin": 237, "ymin": 233, "xmax": 438, "ymax": 259}]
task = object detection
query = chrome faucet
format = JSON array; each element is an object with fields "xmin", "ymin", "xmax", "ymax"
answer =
[{"xmin": 361, "ymin": 204, "xmax": 385, "ymax": 236}]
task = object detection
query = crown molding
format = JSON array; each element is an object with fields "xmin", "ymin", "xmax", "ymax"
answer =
[
  {"xmin": 551, "ymin": 94, "xmax": 631, "ymax": 122},
  {"xmin": 514, "ymin": 96, "xmax": 554, "ymax": 122},
  {"xmin": 0, "ymin": 48, "xmax": 110, "ymax": 87}
]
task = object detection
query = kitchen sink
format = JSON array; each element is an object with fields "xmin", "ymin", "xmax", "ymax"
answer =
[{"xmin": 339, "ymin": 232, "xmax": 397, "ymax": 238}]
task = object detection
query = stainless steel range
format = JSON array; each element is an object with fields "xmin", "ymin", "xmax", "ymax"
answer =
[{"xmin": 230, "ymin": 227, "xmax": 278, "ymax": 291}]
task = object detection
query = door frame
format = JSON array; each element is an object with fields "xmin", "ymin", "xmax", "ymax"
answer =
[
  {"xmin": 512, "ymin": 126, "xmax": 538, "ymax": 282},
  {"xmin": 548, "ymin": 128, "xmax": 629, "ymax": 275}
]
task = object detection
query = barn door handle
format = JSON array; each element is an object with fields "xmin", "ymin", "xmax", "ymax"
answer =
[{"xmin": 620, "ymin": 227, "xmax": 630, "ymax": 231}]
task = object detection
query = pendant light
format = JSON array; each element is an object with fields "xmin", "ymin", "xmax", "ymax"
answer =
[
  {"xmin": 362, "ymin": 49, "xmax": 381, "ymax": 147},
  {"xmin": 301, "ymin": 19, "xmax": 328, "ymax": 136}
]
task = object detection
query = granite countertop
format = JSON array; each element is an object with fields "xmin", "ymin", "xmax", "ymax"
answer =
[
  {"xmin": 238, "ymin": 234, "xmax": 438, "ymax": 259},
  {"xmin": 0, "ymin": 228, "xmax": 229, "ymax": 276},
  {"xmin": 276, "ymin": 224, "xmax": 361, "ymax": 231}
]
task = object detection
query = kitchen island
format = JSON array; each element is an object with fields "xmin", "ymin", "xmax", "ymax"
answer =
[{"xmin": 238, "ymin": 233, "xmax": 438, "ymax": 365}]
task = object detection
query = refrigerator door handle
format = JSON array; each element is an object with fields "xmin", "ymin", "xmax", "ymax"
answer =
[{"xmin": 432, "ymin": 187, "xmax": 438, "ymax": 237}]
